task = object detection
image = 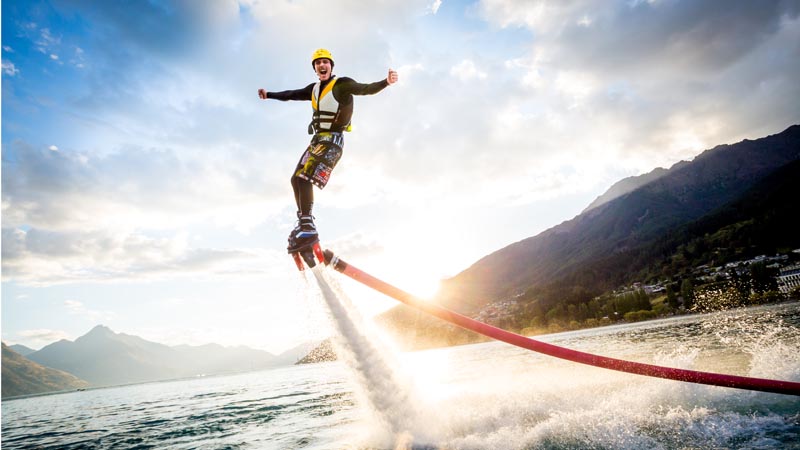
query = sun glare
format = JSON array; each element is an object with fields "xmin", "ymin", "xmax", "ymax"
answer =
[
  {"xmin": 371, "ymin": 255, "xmax": 442, "ymax": 301},
  {"xmin": 374, "ymin": 224, "xmax": 454, "ymax": 301},
  {"xmin": 405, "ymin": 275, "xmax": 441, "ymax": 301}
]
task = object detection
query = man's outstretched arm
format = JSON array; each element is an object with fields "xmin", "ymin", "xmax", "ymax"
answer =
[
  {"xmin": 258, "ymin": 83, "xmax": 315, "ymax": 101},
  {"xmin": 337, "ymin": 69, "xmax": 398, "ymax": 96}
]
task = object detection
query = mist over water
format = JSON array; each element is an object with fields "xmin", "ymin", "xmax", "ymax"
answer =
[{"xmin": 3, "ymin": 282, "xmax": 799, "ymax": 449}]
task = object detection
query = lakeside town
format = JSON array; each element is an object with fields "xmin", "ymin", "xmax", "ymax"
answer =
[{"xmin": 474, "ymin": 248, "xmax": 800, "ymax": 335}]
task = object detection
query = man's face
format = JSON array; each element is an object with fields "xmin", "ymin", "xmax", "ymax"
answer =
[{"xmin": 314, "ymin": 58, "xmax": 332, "ymax": 81}]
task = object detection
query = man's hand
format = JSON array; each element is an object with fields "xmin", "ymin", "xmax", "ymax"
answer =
[
  {"xmin": 258, "ymin": 88, "xmax": 268, "ymax": 99},
  {"xmin": 387, "ymin": 68, "xmax": 398, "ymax": 85}
]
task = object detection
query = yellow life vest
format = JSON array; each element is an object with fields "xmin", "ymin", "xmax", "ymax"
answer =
[{"xmin": 310, "ymin": 78, "xmax": 351, "ymax": 133}]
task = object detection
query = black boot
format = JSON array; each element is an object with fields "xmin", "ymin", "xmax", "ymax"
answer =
[{"xmin": 288, "ymin": 214, "xmax": 318, "ymax": 251}]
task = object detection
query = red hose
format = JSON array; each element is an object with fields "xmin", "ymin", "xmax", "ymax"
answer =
[{"xmin": 325, "ymin": 251, "xmax": 800, "ymax": 396}]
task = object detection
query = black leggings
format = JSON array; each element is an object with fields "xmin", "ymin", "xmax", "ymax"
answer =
[{"xmin": 291, "ymin": 175, "xmax": 314, "ymax": 216}]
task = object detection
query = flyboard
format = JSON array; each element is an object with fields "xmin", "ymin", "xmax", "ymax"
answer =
[
  {"xmin": 288, "ymin": 238, "xmax": 325, "ymax": 271},
  {"xmin": 293, "ymin": 247, "xmax": 800, "ymax": 396}
]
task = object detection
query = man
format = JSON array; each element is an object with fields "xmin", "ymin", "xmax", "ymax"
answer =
[{"xmin": 258, "ymin": 48, "xmax": 398, "ymax": 252}]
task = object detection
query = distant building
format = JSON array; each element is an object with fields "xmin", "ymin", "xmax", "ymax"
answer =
[
  {"xmin": 644, "ymin": 284, "xmax": 665, "ymax": 294},
  {"xmin": 777, "ymin": 264, "xmax": 800, "ymax": 294}
]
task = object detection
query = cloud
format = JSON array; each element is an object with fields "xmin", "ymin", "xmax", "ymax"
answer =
[
  {"xmin": 70, "ymin": 46, "xmax": 85, "ymax": 68},
  {"xmin": 17, "ymin": 329, "xmax": 71, "ymax": 346},
  {"xmin": 328, "ymin": 232, "xmax": 385, "ymax": 260},
  {"xmin": 2, "ymin": 60, "xmax": 20, "ymax": 76},
  {"xmin": 450, "ymin": 59, "xmax": 488, "ymax": 81},
  {"xmin": 7, "ymin": 1, "xmax": 798, "ymax": 207},
  {"xmin": 0, "ymin": 1, "xmax": 437, "ymax": 287},
  {"xmin": 1, "ymin": 143, "xmax": 288, "ymax": 287},
  {"xmin": 1, "ymin": 140, "xmax": 285, "ymax": 233},
  {"xmin": 3, "ymin": 0, "xmax": 799, "ymax": 288},
  {"xmin": 64, "ymin": 300, "xmax": 116, "ymax": 322},
  {"xmin": 1, "ymin": 226, "xmax": 273, "ymax": 285},
  {"xmin": 64, "ymin": 300, "xmax": 83, "ymax": 311},
  {"xmin": 35, "ymin": 27, "xmax": 61, "ymax": 54},
  {"xmin": 474, "ymin": 0, "xmax": 800, "ymax": 162}
]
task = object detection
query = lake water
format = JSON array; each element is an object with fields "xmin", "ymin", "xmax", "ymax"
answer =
[{"xmin": 3, "ymin": 269, "xmax": 799, "ymax": 449}]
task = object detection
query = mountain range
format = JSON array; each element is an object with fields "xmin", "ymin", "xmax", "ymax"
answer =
[
  {"xmin": 377, "ymin": 124, "xmax": 800, "ymax": 348},
  {"xmin": 9, "ymin": 344, "xmax": 37, "ymax": 356},
  {"xmin": 2, "ymin": 325, "xmax": 313, "ymax": 398}
]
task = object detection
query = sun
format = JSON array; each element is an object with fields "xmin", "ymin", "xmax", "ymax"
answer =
[
  {"xmin": 365, "ymin": 254, "xmax": 442, "ymax": 302},
  {"xmin": 377, "ymin": 238, "xmax": 447, "ymax": 302},
  {"xmin": 402, "ymin": 273, "xmax": 442, "ymax": 301}
]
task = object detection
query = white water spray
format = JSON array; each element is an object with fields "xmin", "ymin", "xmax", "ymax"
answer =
[{"xmin": 308, "ymin": 266, "xmax": 430, "ymax": 447}]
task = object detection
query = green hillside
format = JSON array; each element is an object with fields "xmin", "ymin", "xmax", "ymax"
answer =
[{"xmin": 2, "ymin": 342, "xmax": 89, "ymax": 399}]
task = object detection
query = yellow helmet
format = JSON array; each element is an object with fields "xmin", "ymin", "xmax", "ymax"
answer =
[{"xmin": 311, "ymin": 48, "xmax": 334, "ymax": 68}]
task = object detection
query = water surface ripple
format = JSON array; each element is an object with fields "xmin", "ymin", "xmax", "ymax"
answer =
[{"xmin": 3, "ymin": 303, "xmax": 799, "ymax": 449}]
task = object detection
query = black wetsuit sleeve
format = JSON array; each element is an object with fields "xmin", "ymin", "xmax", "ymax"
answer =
[
  {"xmin": 267, "ymin": 83, "xmax": 314, "ymax": 101},
  {"xmin": 334, "ymin": 77, "xmax": 390, "ymax": 96}
]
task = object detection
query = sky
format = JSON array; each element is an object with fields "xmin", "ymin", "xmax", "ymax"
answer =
[{"xmin": 2, "ymin": 0, "xmax": 799, "ymax": 354}]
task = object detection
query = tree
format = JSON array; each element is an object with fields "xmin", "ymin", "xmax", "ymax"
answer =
[
  {"xmin": 545, "ymin": 304, "xmax": 565, "ymax": 324},
  {"xmin": 666, "ymin": 283, "xmax": 679, "ymax": 309},
  {"xmin": 729, "ymin": 268, "xmax": 751, "ymax": 303},
  {"xmin": 680, "ymin": 279, "xmax": 695, "ymax": 309},
  {"xmin": 615, "ymin": 293, "xmax": 637, "ymax": 314},
  {"xmin": 587, "ymin": 298, "xmax": 601, "ymax": 318},
  {"xmin": 749, "ymin": 262, "xmax": 778, "ymax": 294},
  {"xmin": 578, "ymin": 303, "xmax": 589, "ymax": 321},
  {"xmin": 635, "ymin": 289, "xmax": 652, "ymax": 311},
  {"xmin": 567, "ymin": 304, "xmax": 578, "ymax": 321}
]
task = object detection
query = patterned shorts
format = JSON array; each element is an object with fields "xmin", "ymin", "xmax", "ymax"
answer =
[{"xmin": 294, "ymin": 133, "xmax": 344, "ymax": 189}]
